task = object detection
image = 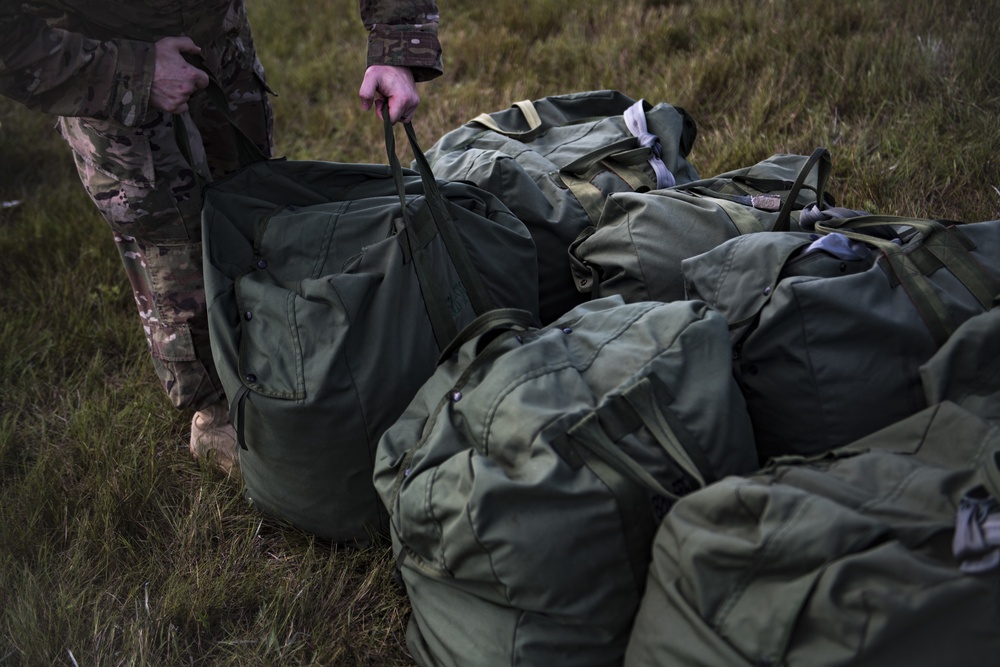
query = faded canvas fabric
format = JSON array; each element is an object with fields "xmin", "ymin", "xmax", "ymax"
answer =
[
  {"xmin": 374, "ymin": 296, "xmax": 758, "ymax": 667},
  {"xmin": 422, "ymin": 90, "xmax": 700, "ymax": 324},
  {"xmin": 202, "ymin": 120, "xmax": 539, "ymax": 543},
  {"xmin": 683, "ymin": 216, "xmax": 1000, "ymax": 459},
  {"xmin": 569, "ymin": 148, "xmax": 833, "ymax": 305},
  {"xmin": 625, "ymin": 401, "xmax": 1000, "ymax": 667},
  {"xmin": 921, "ymin": 301, "xmax": 1000, "ymax": 425}
]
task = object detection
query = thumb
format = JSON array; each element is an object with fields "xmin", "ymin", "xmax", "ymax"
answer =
[
  {"xmin": 358, "ymin": 71, "xmax": 377, "ymax": 106},
  {"xmin": 172, "ymin": 36, "xmax": 203, "ymax": 54}
]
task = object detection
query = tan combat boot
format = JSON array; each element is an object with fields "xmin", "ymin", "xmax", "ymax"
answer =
[{"xmin": 190, "ymin": 400, "xmax": 239, "ymax": 475}]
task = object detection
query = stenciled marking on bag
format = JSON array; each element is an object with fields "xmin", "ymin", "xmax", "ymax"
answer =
[{"xmin": 446, "ymin": 279, "xmax": 471, "ymax": 317}]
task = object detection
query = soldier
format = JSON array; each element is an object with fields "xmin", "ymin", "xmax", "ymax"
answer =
[{"xmin": 0, "ymin": 0, "xmax": 442, "ymax": 474}]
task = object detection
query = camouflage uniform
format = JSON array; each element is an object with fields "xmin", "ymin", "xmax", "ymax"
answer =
[{"xmin": 0, "ymin": 0, "xmax": 442, "ymax": 411}]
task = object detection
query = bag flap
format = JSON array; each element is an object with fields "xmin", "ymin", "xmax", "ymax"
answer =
[{"xmin": 682, "ymin": 233, "xmax": 814, "ymax": 325}]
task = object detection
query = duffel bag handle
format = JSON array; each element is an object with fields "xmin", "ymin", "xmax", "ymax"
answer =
[
  {"xmin": 815, "ymin": 215, "xmax": 1000, "ymax": 345},
  {"xmin": 815, "ymin": 215, "xmax": 998, "ymax": 309},
  {"xmin": 469, "ymin": 99, "xmax": 544, "ymax": 139},
  {"xmin": 769, "ymin": 147, "xmax": 832, "ymax": 233},
  {"xmin": 436, "ymin": 307, "xmax": 536, "ymax": 365},
  {"xmin": 567, "ymin": 374, "xmax": 715, "ymax": 499},
  {"xmin": 562, "ymin": 375, "xmax": 713, "ymax": 594},
  {"xmin": 384, "ymin": 115, "xmax": 496, "ymax": 313}
]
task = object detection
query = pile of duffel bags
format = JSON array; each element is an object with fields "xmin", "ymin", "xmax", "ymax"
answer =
[{"xmin": 201, "ymin": 89, "xmax": 1000, "ymax": 665}]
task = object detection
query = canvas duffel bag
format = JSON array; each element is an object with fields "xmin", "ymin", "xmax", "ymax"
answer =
[
  {"xmin": 682, "ymin": 215, "xmax": 1000, "ymax": 460},
  {"xmin": 921, "ymin": 299, "xmax": 1000, "ymax": 424},
  {"xmin": 373, "ymin": 296, "xmax": 759, "ymax": 667},
  {"xmin": 624, "ymin": 400, "xmax": 1000, "ymax": 667},
  {"xmin": 568, "ymin": 147, "xmax": 834, "ymax": 304},
  {"xmin": 423, "ymin": 90, "xmax": 700, "ymax": 324},
  {"xmin": 202, "ymin": 117, "xmax": 540, "ymax": 544}
]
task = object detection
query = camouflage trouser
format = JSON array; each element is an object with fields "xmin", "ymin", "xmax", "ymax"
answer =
[{"xmin": 59, "ymin": 8, "xmax": 274, "ymax": 411}]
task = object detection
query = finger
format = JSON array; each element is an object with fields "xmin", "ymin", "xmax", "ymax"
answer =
[
  {"xmin": 175, "ymin": 36, "xmax": 202, "ymax": 54},
  {"xmin": 192, "ymin": 67, "xmax": 210, "ymax": 89},
  {"xmin": 395, "ymin": 105, "xmax": 414, "ymax": 124},
  {"xmin": 388, "ymin": 97, "xmax": 410, "ymax": 124}
]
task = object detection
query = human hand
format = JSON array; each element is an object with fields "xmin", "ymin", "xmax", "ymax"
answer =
[
  {"xmin": 359, "ymin": 65, "xmax": 419, "ymax": 124},
  {"xmin": 150, "ymin": 36, "xmax": 210, "ymax": 114}
]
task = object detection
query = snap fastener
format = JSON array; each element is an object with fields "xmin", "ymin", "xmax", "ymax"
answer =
[
  {"xmin": 451, "ymin": 391, "xmax": 462, "ymax": 402},
  {"xmin": 245, "ymin": 374, "xmax": 257, "ymax": 383},
  {"xmin": 244, "ymin": 311, "xmax": 253, "ymax": 321},
  {"xmin": 256, "ymin": 259, "xmax": 268, "ymax": 269},
  {"xmin": 562, "ymin": 327, "xmax": 573, "ymax": 334},
  {"xmin": 763, "ymin": 286, "xmax": 772, "ymax": 296}
]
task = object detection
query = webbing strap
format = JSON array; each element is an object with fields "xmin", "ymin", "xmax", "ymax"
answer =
[
  {"xmin": 384, "ymin": 117, "xmax": 498, "ymax": 348},
  {"xmin": 814, "ymin": 217, "xmax": 953, "ymax": 345},
  {"xmin": 566, "ymin": 374, "xmax": 713, "ymax": 501},
  {"xmin": 436, "ymin": 307, "xmax": 534, "ymax": 365},
  {"xmin": 770, "ymin": 147, "xmax": 831, "ymax": 232},
  {"xmin": 572, "ymin": 439, "xmax": 658, "ymax": 596},
  {"xmin": 559, "ymin": 141, "xmax": 659, "ymax": 224},
  {"xmin": 229, "ymin": 384, "xmax": 251, "ymax": 451},
  {"xmin": 402, "ymin": 121, "xmax": 496, "ymax": 314},
  {"xmin": 409, "ymin": 220, "xmax": 460, "ymax": 350},
  {"xmin": 885, "ymin": 246, "xmax": 955, "ymax": 346},
  {"xmin": 601, "ymin": 160, "xmax": 650, "ymax": 191},
  {"xmin": 713, "ymin": 197, "xmax": 766, "ymax": 236},
  {"xmin": 619, "ymin": 375, "xmax": 717, "ymax": 486},
  {"xmin": 560, "ymin": 172, "xmax": 608, "ymax": 225},
  {"xmin": 816, "ymin": 216, "xmax": 1000, "ymax": 343},
  {"xmin": 925, "ymin": 225, "xmax": 1000, "ymax": 309},
  {"xmin": 470, "ymin": 99, "xmax": 543, "ymax": 138},
  {"xmin": 561, "ymin": 372, "xmax": 720, "ymax": 595}
]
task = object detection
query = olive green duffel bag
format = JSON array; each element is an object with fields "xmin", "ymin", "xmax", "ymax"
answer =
[
  {"xmin": 625, "ymin": 400, "xmax": 1000, "ymax": 667},
  {"xmin": 683, "ymin": 215, "xmax": 1000, "ymax": 460},
  {"xmin": 423, "ymin": 90, "xmax": 700, "ymax": 324},
  {"xmin": 921, "ymin": 299, "xmax": 1000, "ymax": 424},
  {"xmin": 374, "ymin": 296, "xmax": 759, "ymax": 667},
  {"xmin": 569, "ymin": 147, "xmax": 834, "ymax": 304},
  {"xmin": 202, "ymin": 118, "xmax": 539, "ymax": 544}
]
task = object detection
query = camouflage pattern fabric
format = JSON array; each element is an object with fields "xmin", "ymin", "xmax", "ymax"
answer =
[
  {"xmin": 361, "ymin": 0, "xmax": 442, "ymax": 80},
  {"xmin": 58, "ymin": 5, "xmax": 274, "ymax": 410},
  {"xmin": 0, "ymin": 0, "xmax": 442, "ymax": 123},
  {"xmin": 1, "ymin": 0, "xmax": 442, "ymax": 411}
]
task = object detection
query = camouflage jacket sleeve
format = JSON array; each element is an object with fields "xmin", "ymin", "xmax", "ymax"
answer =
[
  {"xmin": 360, "ymin": 0, "xmax": 442, "ymax": 82},
  {"xmin": 0, "ymin": 4, "xmax": 155, "ymax": 126}
]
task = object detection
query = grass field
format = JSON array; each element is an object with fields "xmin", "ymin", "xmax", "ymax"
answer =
[{"xmin": 1, "ymin": 0, "xmax": 999, "ymax": 664}]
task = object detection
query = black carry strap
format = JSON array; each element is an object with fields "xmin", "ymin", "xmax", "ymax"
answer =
[
  {"xmin": 230, "ymin": 384, "xmax": 250, "ymax": 450},
  {"xmin": 436, "ymin": 307, "xmax": 536, "ymax": 365},
  {"xmin": 769, "ymin": 147, "xmax": 832, "ymax": 232},
  {"xmin": 384, "ymin": 115, "xmax": 499, "ymax": 349}
]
